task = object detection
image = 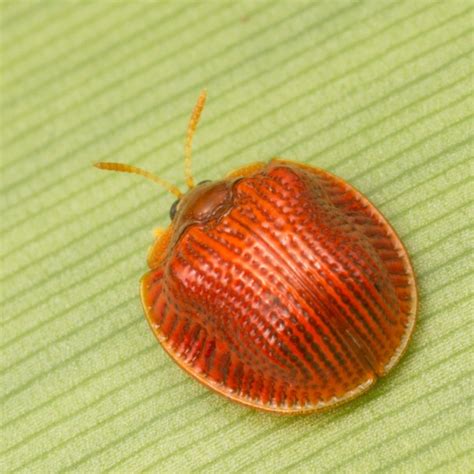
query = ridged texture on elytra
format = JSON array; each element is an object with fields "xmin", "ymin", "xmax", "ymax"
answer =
[{"xmin": 141, "ymin": 162, "xmax": 416, "ymax": 413}]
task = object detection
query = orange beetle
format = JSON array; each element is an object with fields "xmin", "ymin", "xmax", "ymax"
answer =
[{"xmin": 96, "ymin": 91, "xmax": 417, "ymax": 414}]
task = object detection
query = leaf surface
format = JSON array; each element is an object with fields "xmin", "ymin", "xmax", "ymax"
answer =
[{"xmin": 1, "ymin": 1, "xmax": 473, "ymax": 472}]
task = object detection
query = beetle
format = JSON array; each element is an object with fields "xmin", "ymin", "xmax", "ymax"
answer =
[{"xmin": 95, "ymin": 91, "xmax": 417, "ymax": 413}]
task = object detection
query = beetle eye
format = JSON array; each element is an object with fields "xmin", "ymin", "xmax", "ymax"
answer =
[
  {"xmin": 198, "ymin": 180, "xmax": 211, "ymax": 185},
  {"xmin": 169, "ymin": 199, "xmax": 180, "ymax": 220}
]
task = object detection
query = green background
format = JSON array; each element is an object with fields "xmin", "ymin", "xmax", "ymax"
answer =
[{"xmin": 1, "ymin": 1, "xmax": 473, "ymax": 472}]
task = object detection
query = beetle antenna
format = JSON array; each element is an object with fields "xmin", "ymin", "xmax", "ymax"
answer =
[
  {"xmin": 94, "ymin": 162, "xmax": 183, "ymax": 198},
  {"xmin": 184, "ymin": 89, "xmax": 207, "ymax": 189}
]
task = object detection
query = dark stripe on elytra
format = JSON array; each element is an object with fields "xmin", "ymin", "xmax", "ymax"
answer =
[
  {"xmin": 252, "ymin": 371, "xmax": 264, "ymax": 402},
  {"xmin": 174, "ymin": 318, "xmax": 190, "ymax": 355},
  {"xmin": 204, "ymin": 339, "xmax": 216, "ymax": 376},
  {"xmin": 147, "ymin": 278, "xmax": 164, "ymax": 315},
  {"xmin": 161, "ymin": 300, "xmax": 179, "ymax": 342},
  {"xmin": 279, "ymin": 381, "xmax": 288, "ymax": 408},
  {"xmin": 191, "ymin": 328, "xmax": 208, "ymax": 368},
  {"xmin": 233, "ymin": 360, "xmax": 244, "ymax": 395},
  {"xmin": 164, "ymin": 308, "xmax": 180, "ymax": 345},
  {"xmin": 267, "ymin": 377, "xmax": 276, "ymax": 406},
  {"xmin": 158, "ymin": 297, "xmax": 169, "ymax": 328},
  {"xmin": 219, "ymin": 352, "xmax": 231, "ymax": 386},
  {"xmin": 242, "ymin": 367, "xmax": 255, "ymax": 401},
  {"xmin": 183, "ymin": 323, "xmax": 202, "ymax": 362},
  {"xmin": 148, "ymin": 274, "xmax": 166, "ymax": 323}
]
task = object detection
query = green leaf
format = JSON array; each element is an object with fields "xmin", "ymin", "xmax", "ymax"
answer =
[{"xmin": 1, "ymin": 1, "xmax": 472, "ymax": 472}]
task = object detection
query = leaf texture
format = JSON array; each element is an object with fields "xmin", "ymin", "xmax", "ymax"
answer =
[{"xmin": 1, "ymin": 1, "xmax": 473, "ymax": 472}]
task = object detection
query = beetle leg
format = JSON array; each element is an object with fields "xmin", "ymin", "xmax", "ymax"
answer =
[
  {"xmin": 147, "ymin": 226, "xmax": 173, "ymax": 269},
  {"xmin": 153, "ymin": 227, "xmax": 165, "ymax": 238},
  {"xmin": 225, "ymin": 161, "xmax": 266, "ymax": 179}
]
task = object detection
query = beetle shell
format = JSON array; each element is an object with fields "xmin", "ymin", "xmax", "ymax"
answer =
[{"xmin": 141, "ymin": 159, "xmax": 417, "ymax": 413}]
